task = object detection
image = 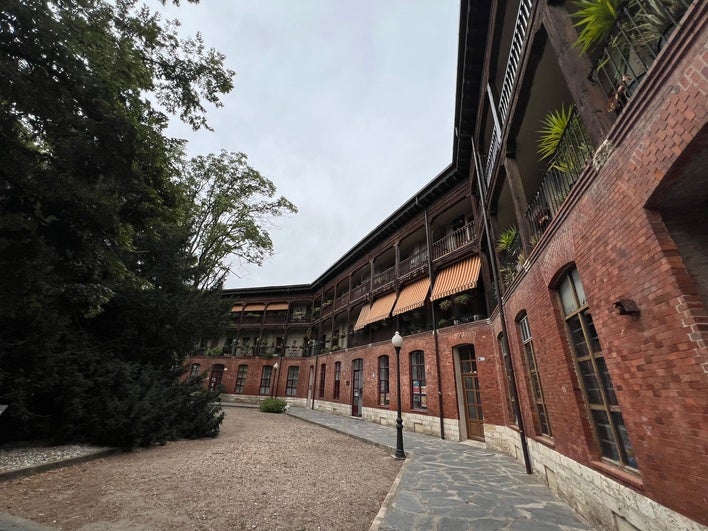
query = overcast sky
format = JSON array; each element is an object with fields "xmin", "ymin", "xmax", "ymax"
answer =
[{"xmin": 154, "ymin": 0, "xmax": 460, "ymax": 289}]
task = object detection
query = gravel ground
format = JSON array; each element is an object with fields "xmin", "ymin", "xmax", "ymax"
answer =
[{"xmin": 0, "ymin": 408, "xmax": 402, "ymax": 530}]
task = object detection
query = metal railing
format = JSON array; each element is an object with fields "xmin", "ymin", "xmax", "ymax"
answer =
[
  {"xmin": 525, "ymin": 107, "xmax": 593, "ymax": 244},
  {"xmin": 591, "ymin": 0, "xmax": 689, "ymax": 112},
  {"xmin": 432, "ymin": 221, "xmax": 476, "ymax": 261}
]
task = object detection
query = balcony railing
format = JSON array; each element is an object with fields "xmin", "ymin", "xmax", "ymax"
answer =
[
  {"xmin": 485, "ymin": 0, "xmax": 534, "ymax": 184},
  {"xmin": 350, "ymin": 283, "xmax": 369, "ymax": 301},
  {"xmin": 334, "ymin": 292, "xmax": 349, "ymax": 310},
  {"xmin": 525, "ymin": 107, "xmax": 593, "ymax": 244},
  {"xmin": 432, "ymin": 221, "xmax": 476, "ymax": 261},
  {"xmin": 591, "ymin": 0, "xmax": 689, "ymax": 112},
  {"xmin": 398, "ymin": 249, "xmax": 428, "ymax": 278},
  {"xmin": 373, "ymin": 265, "xmax": 395, "ymax": 289}
]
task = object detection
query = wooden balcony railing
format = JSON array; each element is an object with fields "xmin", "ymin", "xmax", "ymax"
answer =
[
  {"xmin": 373, "ymin": 265, "xmax": 395, "ymax": 288},
  {"xmin": 399, "ymin": 249, "xmax": 428, "ymax": 278},
  {"xmin": 431, "ymin": 222, "xmax": 476, "ymax": 261},
  {"xmin": 350, "ymin": 283, "xmax": 369, "ymax": 301}
]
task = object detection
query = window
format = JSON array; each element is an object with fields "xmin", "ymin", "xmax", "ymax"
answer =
[
  {"xmin": 498, "ymin": 334, "xmax": 518, "ymax": 425},
  {"xmin": 559, "ymin": 267, "xmax": 637, "ymax": 469},
  {"xmin": 410, "ymin": 351, "xmax": 426, "ymax": 409},
  {"xmin": 259, "ymin": 365, "xmax": 273, "ymax": 395},
  {"xmin": 234, "ymin": 365, "xmax": 248, "ymax": 393},
  {"xmin": 286, "ymin": 366, "xmax": 299, "ymax": 396},
  {"xmin": 319, "ymin": 363, "xmax": 326, "ymax": 398},
  {"xmin": 189, "ymin": 363, "xmax": 201, "ymax": 378},
  {"xmin": 378, "ymin": 356, "xmax": 390, "ymax": 406},
  {"xmin": 333, "ymin": 361, "xmax": 341, "ymax": 399},
  {"xmin": 518, "ymin": 315, "xmax": 552, "ymax": 436},
  {"xmin": 209, "ymin": 364, "xmax": 224, "ymax": 391}
]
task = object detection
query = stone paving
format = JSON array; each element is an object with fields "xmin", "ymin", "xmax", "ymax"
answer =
[{"xmin": 287, "ymin": 407, "xmax": 594, "ymax": 531}]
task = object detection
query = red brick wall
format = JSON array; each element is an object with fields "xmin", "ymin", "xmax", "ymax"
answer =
[{"xmin": 492, "ymin": 11, "xmax": 708, "ymax": 521}]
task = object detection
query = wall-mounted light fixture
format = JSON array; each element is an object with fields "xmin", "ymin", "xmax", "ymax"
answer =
[{"xmin": 614, "ymin": 299, "xmax": 640, "ymax": 316}]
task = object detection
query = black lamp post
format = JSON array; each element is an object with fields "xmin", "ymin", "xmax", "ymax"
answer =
[
  {"xmin": 271, "ymin": 361, "xmax": 279, "ymax": 398},
  {"xmin": 391, "ymin": 331, "xmax": 406, "ymax": 460}
]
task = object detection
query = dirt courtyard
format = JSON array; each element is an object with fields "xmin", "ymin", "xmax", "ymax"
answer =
[{"xmin": 0, "ymin": 408, "xmax": 402, "ymax": 530}]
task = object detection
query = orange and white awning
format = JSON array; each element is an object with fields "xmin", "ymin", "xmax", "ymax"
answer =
[
  {"xmin": 392, "ymin": 278, "xmax": 430, "ymax": 316},
  {"xmin": 431, "ymin": 256, "xmax": 481, "ymax": 301}
]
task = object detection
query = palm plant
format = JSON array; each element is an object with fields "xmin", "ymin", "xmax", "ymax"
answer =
[{"xmin": 572, "ymin": 0, "xmax": 627, "ymax": 55}]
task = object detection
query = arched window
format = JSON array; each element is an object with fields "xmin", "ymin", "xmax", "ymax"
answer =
[
  {"xmin": 410, "ymin": 350, "xmax": 426, "ymax": 409},
  {"xmin": 209, "ymin": 364, "xmax": 225, "ymax": 391},
  {"xmin": 259, "ymin": 365, "xmax": 273, "ymax": 395},
  {"xmin": 234, "ymin": 365, "xmax": 248, "ymax": 394},
  {"xmin": 286, "ymin": 366, "xmax": 299, "ymax": 396},
  {"xmin": 189, "ymin": 363, "xmax": 201, "ymax": 378},
  {"xmin": 558, "ymin": 267, "xmax": 636, "ymax": 469},
  {"xmin": 378, "ymin": 355, "xmax": 390, "ymax": 406},
  {"xmin": 333, "ymin": 361, "xmax": 341, "ymax": 399},
  {"xmin": 318, "ymin": 363, "xmax": 326, "ymax": 398},
  {"xmin": 518, "ymin": 314, "xmax": 552, "ymax": 437}
]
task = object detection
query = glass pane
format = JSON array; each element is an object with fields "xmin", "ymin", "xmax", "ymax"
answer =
[
  {"xmin": 470, "ymin": 360, "xmax": 477, "ymax": 373},
  {"xmin": 597, "ymin": 357, "xmax": 618, "ymax": 405},
  {"xmin": 519, "ymin": 316, "xmax": 532, "ymax": 341},
  {"xmin": 461, "ymin": 361, "xmax": 471, "ymax": 374},
  {"xmin": 579, "ymin": 360, "xmax": 602, "ymax": 404},
  {"xmin": 582, "ymin": 310, "xmax": 602, "ymax": 353},
  {"xmin": 524, "ymin": 344, "xmax": 537, "ymax": 370},
  {"xmin": 591, "ymin": 409, "xmax": 620, "ymax": 461},
  {"xmin": 559, "ymin": 276, "xmax": 577, "ymax": 315},
  {"xmin": 531, "ymin": 374, "xmax": 543, "ymax": 399},
  {"xmin": 612, "ymin": 411, "xmax": 638, "ymax": 468},
  {"xmin": 568, "ymin": 315, "xmax": 589, "ymax": 357},
  {"xmin": 467, "ymin": 404, "xmax": 477, "ymax": 418},
  {"xmin": 571, "ymin": 268, "xmax": 586, "ymax": 306}
]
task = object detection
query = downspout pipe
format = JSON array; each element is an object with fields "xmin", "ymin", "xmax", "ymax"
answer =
[
  {"xmin": 425, "ymin": 209, "xmax": 446, "ymax": 440},
  {"xmin": 472, "ymin": 141, "xmax": 532, "ymax": 475}
]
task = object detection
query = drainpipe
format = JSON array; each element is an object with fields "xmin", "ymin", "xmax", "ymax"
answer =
[
  {"xmin": 472, "ymin": 141, "xmax": 532, "ymax": 475},
  {"xmin": 425, "ymin": 209, "xmax": 446, "ymax": 440},
  {"xmin": 311, "ymin": 343, "xmax": 319, "ymax": 410}
]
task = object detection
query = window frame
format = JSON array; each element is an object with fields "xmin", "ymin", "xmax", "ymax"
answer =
[
  {"xmin": 378, "ymin": 355, "xmax": 390, "ymax": 406},
  {"xmin": 318, "ymin": 363, "xmax": 326, "ymax": 398},
  {"xmin": 410, "ymin": 350, "xmax": 427, "ymax": 410},
  {"xmin": 333, "ymin": 361, "xmax": 341, "ymax": 399},
  {"xmin": 234, "ymin": 364, "xmax": 248, "ymax": 394},
  {"xmin": 258, "ymin": 365, "xmax": 273, "ymax": 395},
  {"xmin": 559, "ymin": 267, "xmax": 637, "ymax": 470},
  {"xmin": 518, "ymin": 314, "xmax": 552, "ymax": 437},
  {"xmin": 285, "ymin": 366, "xmax": 299, "ymax": 396}
]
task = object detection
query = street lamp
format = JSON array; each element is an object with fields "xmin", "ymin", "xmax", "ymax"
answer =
[
  {"xmin": 391, "ymin": 331, "xmax": 406, "ymax": 459},
  {"xmin": 271, "ymin": 361, "xmax": 279, "ymax": 398}
]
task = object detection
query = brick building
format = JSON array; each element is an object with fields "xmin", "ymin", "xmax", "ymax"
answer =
[{"xmin": 186, "ymin": 1, "xmax": 707, "ymax": 529}]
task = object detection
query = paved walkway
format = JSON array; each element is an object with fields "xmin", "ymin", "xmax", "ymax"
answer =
[{"xmin": 287, "ymin": 407, "xmax": 593, "ymax": 531}]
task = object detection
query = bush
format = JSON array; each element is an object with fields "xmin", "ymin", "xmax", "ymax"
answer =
[{"xmin": 259, "ymin": 398, "xmax": 287, "ymax": 413}]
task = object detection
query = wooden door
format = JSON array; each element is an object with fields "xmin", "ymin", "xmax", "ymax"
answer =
[
  {"xmin": 209, "ymin": 364, "xmax": 225, "ymax": 391},
  {"xmin": 459, "ymin": 346, "xmax": 484, "ymax": 440}
]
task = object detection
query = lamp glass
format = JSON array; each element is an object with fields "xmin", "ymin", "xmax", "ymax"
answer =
[
  {"xmin": 273, "ymin": 362, "xmax": 279, "ymax": 370},
  {"xmin": 391, "ymin": 331, "xmax": 403, "ymax": 348}
]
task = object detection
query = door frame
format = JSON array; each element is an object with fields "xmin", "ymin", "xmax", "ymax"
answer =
[{"xmin": 454, "ymin": 344, "xmax": 485, "ymax": 441}]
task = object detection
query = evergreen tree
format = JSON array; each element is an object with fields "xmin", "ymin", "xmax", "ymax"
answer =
[{"xmin": 0, "ymin": 0, "xmax": 288, "ymax": 446}]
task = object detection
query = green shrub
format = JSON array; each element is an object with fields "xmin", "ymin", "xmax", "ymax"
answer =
[{"xmin": 259, "ymin": 397, "xmax": 287, "ymax": 413}]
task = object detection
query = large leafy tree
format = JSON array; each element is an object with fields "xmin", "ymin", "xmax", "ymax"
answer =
[
  {"xmin": 182, "ymin": 150, "xmax": 297, "ymax": 290},
  {"xmin": 0, "ymin": 0, "xmax": 290, "ymax": 446}
]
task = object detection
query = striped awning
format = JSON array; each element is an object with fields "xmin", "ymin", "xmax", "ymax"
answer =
[
  {"xmin": 364, "ymin": 292, "xmax": 398, "ymax": 326},
  {"xmin": 431, "ymin": 255, "xmax": 481, "ymax": 301},
  {"xmin": 353, "ymin": 304, "xmax": 371, "ymax": 331},
  {"xmin": 392, "ymin": 277, "xmax": 430, "ymax": 316},
  {"xmin": 230, "ymin": 304, "xmax": 243, "ymax": 313},
  {"xmin": 243, "ymin": 303, "xmax": 266, "ymax": 312},
  {"xmin": 266, "ymin": 302, "xmax": 289, "ymax": 311}
]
